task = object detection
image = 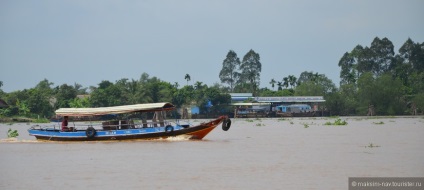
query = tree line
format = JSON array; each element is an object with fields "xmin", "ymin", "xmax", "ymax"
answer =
[
  {"xmin": 0, "ymin": 37, "xmax": 423, "ymax": 118},
  {"xmin": 0, "ymin": 73, "xmax": 231, "ymax": 118},
  {"xmin": 219, "ymin": 37, "xmax": 423, "ymax": 115}
]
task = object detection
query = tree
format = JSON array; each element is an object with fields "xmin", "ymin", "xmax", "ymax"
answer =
[
  {"xmin": 269, "ymin": 79, "xmax": 276, "ymax": 90},
  {"xmin": 338, "ymin": 53, "xmax": 356, "ymax": 85},
  {"xmin": 55, "ymin": 84, "xmax": 77, "ymax": 108},
  {"xmin": 184, "ymin": 74, "xmax": 191, "ymax": 86},
  {"xmin": 0, "ymin": 81, "xmax": 3, "ymax": 97},
  {"xmin": 239, "ymin": 49, "xmax": 262, "ymax": 95},
  {"xmin": 277, "ymin": 81, "xmax": 283, "ymax": 91},
  {"xmin": 369, "ymin": 37, "xmax": 395, "ymax": 75},
  {"xmin": 295, "ymin": 81, "xmax": 324, "ymax": 96},
  {"xmin": 173, "ymin": 82, "xmax": 179, "ymax": 89},
  {"xmin": 282, "ymin": 77, "xmax": 289, "ymax": 89},
  {"xmin": 412, "ymin": 93, "xmax": 424, "ymax": 114},
  {"xmin": 399, "ymin": 38, "xmax": 424, "ymax": 72},
  {"xmin": 16, "ymin": 99, "xmax": 30, "ymax": 116},
  {"xmin": 357, "ymin": 72, "xmax": 405, "ymax": 115},
  {"xmin": 373, "ymin": 74, "xmax": 405, "ymax": 115},
  {"xmin": 295, "ymin": 73, "xmax": 336, "ymax": 96},
  {"xmin": 35, "ymin": 79, "xmax": 54, "ymax": 95},
  {"xmin": 288, "ymin": 75, "xmax": 297, "ymax": 89},
  {"xmin": 27, "ymin": 88, "xmax": 54, "ymax": 117},
  {"xmin": 90, "ymin": 80, "xmax": 123, "ymax": 107},
  {"xmin": 338, "ymin": 37, "xmax": 396, "ymax": 84},
  {"xmin": 73, "ymin": 83, "xmax": 88, "ymax": 94},
  {"xmin": 352, "ymin": 45, "xmax": 374, "ymax": 77},
  {"xmin": 204, "ymin": 87, "xmax": 231, "ymax": 113},
  {"xmin": 219, "ymin": 50, "xmax": 241, "ymax": 92},
  {"xmin": 69, "ymin": 97, "xmax": 90, "ymax": 108},
  {"xmin": 408, "ymin": 72, "xmax": 424, "ymax": 94},
  {"xmin": 172, "ymin": 90, "xmax": 186, "ymax": 108},
  {"xmin": 127, "ymin": 79, "xmax": 139, "ymax": 104},
  {"xmin": 137, "ymin": 73, "xmax": 154, "ymax": 103}
]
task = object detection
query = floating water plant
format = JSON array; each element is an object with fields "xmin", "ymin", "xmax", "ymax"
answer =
[
  {"xmin": 324, "ymin": 118, "xmax": 347, "ymax": 125},
  {"xmin": 373, "ymin": 121, "xmax": 384, "ymax": 125},
  {"xmin": 304, "ymin": 124, "xmax": 309, "ymax": 128},
  {"xmin": 7, "ymin": 128, "xmax": 19, "ymax": 138},
  {"xmin": 255, "ymin": 123, "xmax": 265, "ymax": 127},
  {"xmin": 366, "ymin": 143, "xmax": 380, "ymax": 148}
]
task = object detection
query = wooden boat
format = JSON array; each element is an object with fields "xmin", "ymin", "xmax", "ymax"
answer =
[
  {"xmin": 28, "ymin": 102, "xmax": 231, "ymax": 141},
  {"xmin": 275, "ymin": 104, "xmax": 316, "ymax": 117}
]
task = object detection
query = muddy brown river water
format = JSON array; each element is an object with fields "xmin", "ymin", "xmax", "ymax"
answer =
[{"xmin": 1, "ymin": 117, "xmax": 423, "ymax": 189}]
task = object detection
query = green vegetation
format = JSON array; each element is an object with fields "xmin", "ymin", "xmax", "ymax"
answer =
[
  {"xmin": 324, "ymin": 118, "xmax": 348, "ymax": 125},
  {"xmin": 7, "ymin": 128, "xmax": 19, "ymax": 138},
  {"xmin": 33, "ymin": 118, "xmax": 50, "ymax": 123},
  {"xmin": 303, "ymin": 124, "xmax": 309, "ymax": 128},
  {"xmin": 1, "ymin": 38, "xmax": 423, "ymax": 119},
  {"xmin": 0, "ymin": 74, "xmax": 231, "ymax": 120}
]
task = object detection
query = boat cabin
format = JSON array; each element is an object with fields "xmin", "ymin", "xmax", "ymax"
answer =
[{"xmin": 276, "ymin": 104, "xmax": 312, "ymax": 113}]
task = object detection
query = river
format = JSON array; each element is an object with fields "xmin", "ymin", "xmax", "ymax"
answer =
[{"xmin": 1, "ymin": 117, "xmax": 423, "ymax": 189}]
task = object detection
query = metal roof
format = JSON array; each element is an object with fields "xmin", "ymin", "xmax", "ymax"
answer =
[
  {"xmin": 254, "ymin": 96, "xmax": 325, "ymax": 103},
  {"xmin": 229, "ymin": 93, "xmax": 253, "ymax": 97},
  {"xmin": 55, "ymin": 102, "xmax": 175, "ymax": 117},
  {"xmin": 230, "ymin": 102, "xmax": 271, "ymax": 106}
]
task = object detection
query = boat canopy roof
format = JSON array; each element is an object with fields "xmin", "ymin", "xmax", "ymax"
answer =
[{"xmin": 55, "ymin": 102, "xmax": 175, "ymax": 117}]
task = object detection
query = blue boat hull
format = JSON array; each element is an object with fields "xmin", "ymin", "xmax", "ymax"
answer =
[{"xmin": 28, "ymin": 117, "xmax": 228, "ymax": 141}]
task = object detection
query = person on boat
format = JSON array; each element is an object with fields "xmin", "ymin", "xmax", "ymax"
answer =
[{"xmin": 61, "ymin": 116, "xmax": 70, "ymax": 131}]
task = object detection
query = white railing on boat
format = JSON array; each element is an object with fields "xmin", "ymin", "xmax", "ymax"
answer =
[{"xmin": 30, "ymin": 119, "xmax": 190, "ymax": 131}]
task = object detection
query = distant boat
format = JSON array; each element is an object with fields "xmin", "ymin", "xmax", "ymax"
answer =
[
  {"xmin": 28, "ymin": 102, "xmax": 231, "ymax": 141},
  {"xmin": 234, "ymin": 108, "xmax": 269, "ymax": 118},
  {"xmin": 275, "ymin": 104, "xmax": 316, "ymax": 117}
]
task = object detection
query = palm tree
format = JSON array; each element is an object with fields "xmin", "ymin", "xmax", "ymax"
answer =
[
  {"xmin": 282, "ymin": 77, "xmax": 289, "ymax": 89},
  {"xmin": 269, "ymin": 79, "xmax": 276, "ymax": 90},
  {"xmin": 194, "ymin": 81, "xmax": 203, "ymax": 90},
  {"xmin": 184, "ymin": 74, "xmax": 191, "ymax": 86},
  {"xmin": 277, "ymin": 81, "xmax": 283, "ymax": 91},
  {"xmin": 173, "ymin": 82, "xmax": 179, "ymax": 89},
  {"xmin": 288, "ymin": 75, "xmax": 297, "ymax": 89}
]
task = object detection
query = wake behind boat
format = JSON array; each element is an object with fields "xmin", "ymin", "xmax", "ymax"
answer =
[{"xmin": 28, "ymin": 102, "xmax": 231, "ymax": 141}]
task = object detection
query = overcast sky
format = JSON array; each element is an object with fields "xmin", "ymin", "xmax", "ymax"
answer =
[{"xmin": 1, "ymin": 0, "xmax": 423, "ymax": 92}]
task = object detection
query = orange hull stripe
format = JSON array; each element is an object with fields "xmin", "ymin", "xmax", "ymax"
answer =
[{"xmin": 187, "ymin": 125, "xmax": 217, "ymax": 139}]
